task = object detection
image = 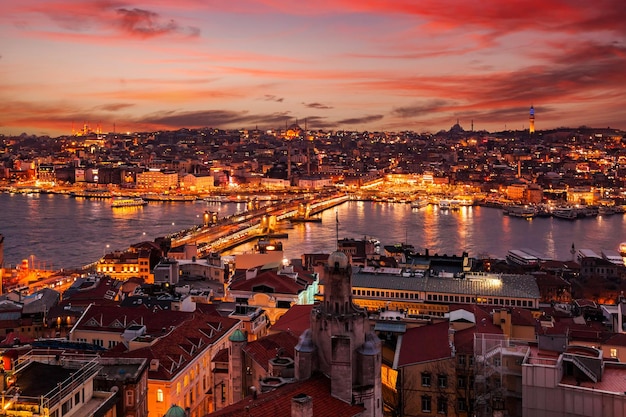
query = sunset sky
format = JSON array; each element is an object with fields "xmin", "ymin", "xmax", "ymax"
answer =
[{"xmin": 1, "ymin": 0, "xmax": 625, "ymax": 137}]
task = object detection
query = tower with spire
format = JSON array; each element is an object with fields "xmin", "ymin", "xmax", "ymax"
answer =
[
  {"xmin": 295, "ymin": 251, "xmax": 383, "ymax": 416},
  {"xmin": 529, "ymin": 105, "xmax": 535, "ymax": 134}
]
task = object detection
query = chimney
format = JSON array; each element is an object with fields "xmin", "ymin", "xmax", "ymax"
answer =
[{"xmin": 291, "ymin": 393, "xmax": 313, "ymax": 417}]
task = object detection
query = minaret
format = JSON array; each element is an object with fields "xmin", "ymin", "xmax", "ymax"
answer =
[{"xmin": 529, "ymin": 105, "xmax": 535, "ymax": 134}]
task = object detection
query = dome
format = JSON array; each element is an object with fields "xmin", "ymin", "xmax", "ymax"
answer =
[
  {"xmin": 164, "ymin": 405, "xmax": 186, "ymax": 417},
  {"xmin": 229, "ymin": 329, "xmax": 247, "ymax": 342},
  {"xmin": 327, "ymin": 251, "xmax": 349, "ymax": 270}
]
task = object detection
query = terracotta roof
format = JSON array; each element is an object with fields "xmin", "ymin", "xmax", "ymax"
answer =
[
  {"xmin": 229, "ymin": 270, "xmax": 306, "ymax": 294},
  {"xmin": 212, "ymin": 347, "xmax": 229, "ymax": 363},
  {"xmin": 62, "ymin": 276, "xmax": 121, "ymax": 306},
  {"xmin": 561, "ymin": 362, "xmax": 626, "ymax": 393},
  {"xmin": 398, "ymin": 320, "xmax": 452, "ymax": 366},
  {"xmin": 450, "ymin": 305, "xmax": 503, "ymax": 355},
  {"xmin": 207, "ymin": 373, "xmax": 364, "ymax": 417},
  {"xmin": 243, "ymin": 331, "xmax": 299, "ymax": 371},
  {"xmin": 270, "ymin": 304, "xmax": 314, "ymax": 337},
  {"xmin": 73, "ymin": 304, "xmax": 192, "ymax": 335},
  {"xmin": 103, "ymin": 308, "xmax": 240, "ymax": 381}
]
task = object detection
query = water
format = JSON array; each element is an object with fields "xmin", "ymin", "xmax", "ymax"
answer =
[{"xmin": 2, "ymin": 193, "xmax": 626, "ymax": 270}]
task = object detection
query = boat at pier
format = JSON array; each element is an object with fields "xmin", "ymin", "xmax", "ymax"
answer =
[
  {"xmin": 551, "ymin": 207, "xmax": 577, "ymax": 220},
  {"xmin": 503, "ymin": 205, "xmax": 535, "ymax": 218},
  {"xmin": 111, "ymin": 197, "xmax": 147, "ymax": 208}
]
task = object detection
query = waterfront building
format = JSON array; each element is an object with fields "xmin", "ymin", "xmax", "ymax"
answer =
[
  {"xmin": 351, "ymin": 268, "xmax": 540, "ymax": 318},
  {"xmin": 180, "ymin": 173, "xmax": 214, "ymax": 192},
  {"xmin": 136, "ymin": 169, "xmax": 179, "ymax": 190}
]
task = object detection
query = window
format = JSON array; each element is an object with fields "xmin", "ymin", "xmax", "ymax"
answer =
[
  {"xmin": 494, "ymin": 357, "xmax": 501, "ymax": 367},
  {"xmin": 438, "ymin": 374, "xmax": 447, "ymax": 388},
  {"xmin": 611, "ymin": 348, "xmax": 618, "ymax": 358},
  {"xmin": 437, "ymin": 397, "xmax": 447, "ymax": 414},
  {"xmin": 421, "ymin": 396, "xmax": 431, "ymax": 413},
  {"xmin": 421, "ymin": 372, "xmax": 431, "ymax": 386},
  {"xmin": 458, "ymin": 398, "xmax": 467, "ymax": 411},
  {"xmin": 156, "ymin": 389, "xmax": 164, "ymax": 402},
  {"xmin": 126, "ymin": 389, "xmax": 134, "ymax": 407},
  {"xmin": 458, "ymin": 355, "xmax": 466, "ymax": 366},
  {"xmin": 458, "ymin": 376, "xmax": 466, "ymax": 388}
]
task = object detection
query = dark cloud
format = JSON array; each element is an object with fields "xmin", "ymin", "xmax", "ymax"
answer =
[
  {"xmin": 263, "ymin": 95, "xmax": 284, "ymax": 102},
  {"xmin": 336, "ymin": 115, "xmax": 383, "ymax": 125},
  {"xmin": 98, "ymin": 103, "xmax": 134, "ymax": 112},
  {"xmin": 139, "ymin": 109, "xmax": 292, "ymax": 129},
  {"xmin": 304, "ymin": 102, "xmax": 333, "ymax": 110},
  {"xmin": 116, "ymin": 8, "xmax": 200, "ymax": 38},
  {"xmin": 392, "ymin": 100, "xmax": 452, "ymax": 118}
]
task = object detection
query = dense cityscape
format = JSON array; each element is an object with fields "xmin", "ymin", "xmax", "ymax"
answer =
[
  {"xmin": 1, "ymin": 117, "xmax": 626, "ymax": 417},
  {"xmin": 4, "ymin": 0, "xmax": 626, "ymax": 414}
]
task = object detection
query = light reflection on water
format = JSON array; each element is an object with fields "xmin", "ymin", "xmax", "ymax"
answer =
[{"xmin": 3, "ymin": 194, "xmax": 626, "ymax": 269}]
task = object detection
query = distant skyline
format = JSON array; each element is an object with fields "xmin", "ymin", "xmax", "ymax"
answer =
[{"xmin": 1, "ymin": 0, "xmax": 625, "ymax": 137}]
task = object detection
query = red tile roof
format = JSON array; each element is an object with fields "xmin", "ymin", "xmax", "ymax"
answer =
[
  {"xmin": 206, "ymin": 373, "xmax": 364, "ymax": 417},
  {"xmin": 270, "ymin": 304, "xmax": 314, "ymax": 337},
  {"xmin": 243, "ymin": 331, "xmax": 299, "ymax": 371},
  {"xmin": 229, "ymin": 270, "xmax": 306, "ymax": 294},
  {"xmin": 73, "ymin": 304, "xmax": 192, "ymax": 335},
  {"xmin": 561, "ymin": 362, "xmax": 626, "ymax": 393},
  {"xmin": 103, "ymin": 308, "xmax": 240, "ymax": 381},
  {"xmin": 398, "ymin": 320, "xmax": 452, "ymax": 366},
  {"xmin": 450, "ymin": 306, "xmax": 503, "ymax": 355}
]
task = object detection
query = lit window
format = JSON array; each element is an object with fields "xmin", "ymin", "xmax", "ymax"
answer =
[
  {"xmin": 611, "ymin": 348, "xmax": 618, "ymax": 358},
  {"xmin": 156, "ymin": 389, "xmax": 164, "ymax": 402}
]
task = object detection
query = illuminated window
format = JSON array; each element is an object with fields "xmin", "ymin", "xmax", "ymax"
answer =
[
  {"xmin": 177, "ymin": 382, "xmax": 181, "ymax": 394},
  {"xmin": 156, "ymin": 389, "xmax": 164, "ymax": 402},
  {"xmin": 611, "ymin": 348, "xmax": 618, "ymax": 358}
]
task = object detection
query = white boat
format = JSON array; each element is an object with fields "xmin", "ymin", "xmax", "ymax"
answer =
[
  {"xmin": 111, "ymin": 197, "xmax": 147, "ymax": 208},
  {"xmin": 551, "ymin": 207, "xmax": 577, "ymax": 220}
]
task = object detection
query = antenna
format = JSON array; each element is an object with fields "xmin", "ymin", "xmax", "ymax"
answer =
[{"xmin": 335, "ymin": 209, "xmax": 339, "ymax": 250}]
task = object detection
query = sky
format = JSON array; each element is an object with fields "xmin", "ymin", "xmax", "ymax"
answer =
[{"xmin": 1, "ymin": 0, "xmax": 625, "ymax": 137}]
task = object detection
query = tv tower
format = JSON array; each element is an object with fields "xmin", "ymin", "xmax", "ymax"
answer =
[{"xmin": 529, "ymin": 105, "xmax": 535, "ymax": 134}]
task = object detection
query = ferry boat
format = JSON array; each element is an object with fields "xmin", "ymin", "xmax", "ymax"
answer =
[
  {"xmin": 551, "ymin": 207, "xmax": 577, "ymax": 220},
  {"xmin": 503, "ymin": 204, "xmax": 535, "ymax": 218},
  {"xmin": 111, "ymin": 197, "xmax": 147, "ymax": 208}
]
